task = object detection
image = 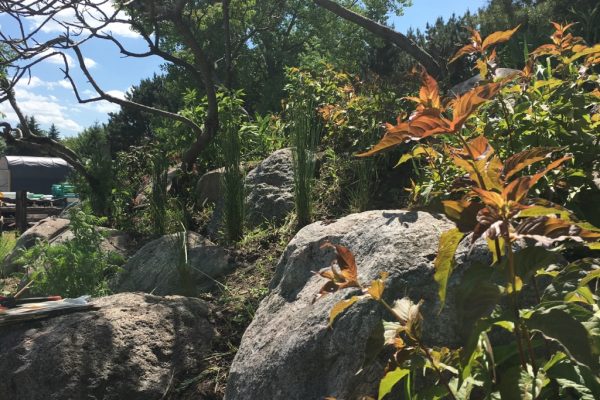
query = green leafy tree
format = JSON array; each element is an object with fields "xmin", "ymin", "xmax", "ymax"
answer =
[
  {"xmin": 66, "ymin": 123, "xmax": 113, "ymax": 215},
  {"xmin": 20, "ymin": 210, "xmax": 123, "ymax": 297}
]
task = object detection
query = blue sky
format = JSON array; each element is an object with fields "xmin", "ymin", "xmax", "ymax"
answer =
[{"xmin": 0, "ymin": 1, "xmax": 488, "ymax": 137}]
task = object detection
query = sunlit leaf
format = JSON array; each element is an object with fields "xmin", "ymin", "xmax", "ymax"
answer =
[
  {"xmin": 502, "ymin": 156, "xmax": 572, "ymax": 202},
  {"xmin": 356, "ymin": 119, "xmax": 412, "ymax": 157},
  {"xmin": 368, "ymin": 279, "xmax": 385, "ymax": 300},
  {"xmin": 434, "ymin": 228, "xmax": 465, "ymax": 308},
  {"xmin": 564, "ymin": 287, "xmax": 595, "ymax": 305},
  {"xmin": 482, "ymin": 25, "xmax": 521, "ymax": 51},
  {"xmin": 396, "ymin": 145, "xmax": 440, "ymax": 166},
  {"xmin": 507, "ymin": 276, "xmax": 523, "ymax": 293},
  {"xmin": 580, "ymin": 269, "xmax": 600, "ymax": 287},
  {"xmin": 516, "ymin": 216, "xmax": 600, "ymax": 246},
  {"xmin": 450, "ymin": 83, "xmax": 503, "ymax": 130},
  {"xmin": 449, "ymin": 44, "xmax": 479, "ymax": 63},
  {"xmin": 556, "ymin": 378, "xmax": 596, "ymax": 399},
  {"xmin": 329, "ymin": 296, "xmax": 361, "ymax": 327},
  {"xmin": 502, "ymin": 147, "xmax": 557, "ymax": 180},
  {"xmin": 517, "ymin": 205, "xmax": 572, "ymax": 219},
  {"xmin": 378, "ymin": 368, "xmax": 410, "ymax": 400}
]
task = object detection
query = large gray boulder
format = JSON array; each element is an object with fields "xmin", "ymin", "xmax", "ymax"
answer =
[
  {"xmin": 113, "ymin": 232, "xmax": 232, "ymax": 295},
  {"xmin": 225, "ymin": 210, "xmax": 484, "ymax": 400},
  {"xmin": 245, "ymin": 148, "xmax": 295, "ymax": 227},
  {"xmin": 0, "ymin": 293, "xmax": 213, "ymax": 400},
  {"xmin": 1, "ymin": 217, "xmax": 70, "ymax": 275}
]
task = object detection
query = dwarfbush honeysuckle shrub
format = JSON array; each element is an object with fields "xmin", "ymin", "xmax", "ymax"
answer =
[
  {"xmin": 379, "ymin": 23, "xmax": 600, "ymax": 221},
  {"xmin": 317, "ymin": 23, "xmax": 600, "ymax": 399}
]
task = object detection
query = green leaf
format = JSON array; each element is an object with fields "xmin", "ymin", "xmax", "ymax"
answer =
[
  {"xmin": 378, "ymin": 368, "xmax": 410, "ymax": 400},
  {"xmin": 434, "ymin": 228, "xmax": 465, "ymax": 308},
  {"xmin": 587, "ymin": 242, "xmax": 600, "ymax": 250},
  {"xmin": 497, "ymin": 366, "xmax": 524, "ymax": 400},
  {"xmin": 517, "ymin": 205, "xmax": 572, "ymax": 219},
  {"xmin": 545, "ymin": 356, "xmax": 600, "ymax": 398},
  {"xmin": 494, "ymin": 320, "xmax": 515, "ymax": 332},
  {"xmin": 542, "ymin": 351, "xmax": 567, "ymax": 372},
  {"xmin": 525, "ymin": 305, "xmax": 599, "ymax": 371},
  {"xmin": 580, "ymin": 269, "xmax": 600, "ymax": 287},
  {"xmin": 329, "ymin": 296, "xmax": 361, "ymax": 327},
  {"xmin": 556, "ymin": 378, "xmax": 596, "ymax": 400},
  {"xmin": 396, "ymin": 145, "xmax": 440, "ymax": 167},
  {"xmin": 497, "ymin": 247, "xmax": 558, "ymax": 282},
  {"xmin": 455, "ymin": 263, "xmax": 502, "ymax": 335},
  {"xmin": 565, "ymin": 286, "xmax": 595, "ymax": 305}
]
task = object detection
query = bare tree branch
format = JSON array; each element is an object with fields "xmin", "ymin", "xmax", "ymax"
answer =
[{"xmin": 312, "ymin": 0, "xmax": 444, "ymax": 78}]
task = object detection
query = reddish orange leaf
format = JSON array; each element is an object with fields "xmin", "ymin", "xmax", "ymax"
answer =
[
  {"xmin": 468, "ymin": 27, "xmax": 483, "ymax": 47},
  {"xmin": 471, "ymin": 187, "xmax": 505, "ymax": 209},
  {"xmin": 516, "ymin": 217, "xmax": 600, "ymax": 246},
  {"xmin": 442, "ymin": 200, "xmax": 485, "ymax": 233},
  {"xmin": 316, "ymin": 242, "xmax": 361, "ymax": 299},
  {"xmin": 481, "ymin": 25, "xmax": 521, "ymax": 51},
  {"xmin": 449, "ymin": 44, "xmax": 479, "ymax": 63},
  {"xmin": 532, "ymin": 44, "xmax": 560, "ymax": 57},
  {"xmin": 450, "ymin": 82, "xmax": 502, "ymax": 130},
  {"xmin": 502, "ymin": 147, "xmax": 558, "ymax": 180},
  {"xmin": 416, "ymin": 69, "xmax": 441, "ymax": 111},
  {"xmin": 355, "ymin": 120, "xmax": 412, "ymax": 157},
  {"xmin": 502, "ymin": 156, "xmax": 571, "ymax": 202}
]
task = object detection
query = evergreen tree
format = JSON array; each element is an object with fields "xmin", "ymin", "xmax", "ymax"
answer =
[
  {"xmin": 48, "ymin": 123, "xmax": 60, "ymax": 141},
  {"xmin": 17, "ymin": 115, "xmax": 45, "ymax": 136}
]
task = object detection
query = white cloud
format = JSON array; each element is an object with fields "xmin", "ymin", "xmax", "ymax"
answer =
[
  {"xmin": 106, "ymin": 89, "xmax": 125, "ymax": 100},
  {"xmin": 0, "ymin": 82, "xmax": 83, "ymax": 134},
  {"xmin": 18, "ymin": 75, "xmax": 72, "ymax": 91},
  {"xmin": 92, "ymin": 101, "xmax": 120, "ymax": 114},
  {"xmin": 75, "ymin": 89, "xmax": 125, "ymax": 115},
  {"xmin": 39, "ymin": 50, "xmax": 98, "ymax": 69}
]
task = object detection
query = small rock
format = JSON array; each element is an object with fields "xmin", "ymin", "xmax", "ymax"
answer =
[
  {"xmin": 112, "ymin": 232, "xmax": 232, "ymax": 295},
  {"xmin": 196, "ymin": 167, "xmax": 225, "ymax": 206},
  {"xmin": 245, "ymin": 148, "xmax": 295, "ymax": 228}
]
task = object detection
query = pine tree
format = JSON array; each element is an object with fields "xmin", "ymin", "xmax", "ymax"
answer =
[
  {"xmin": 17, "ymin": 115, "xmax": 44, "ymax": 136},
  {"xmin": 48, "ymin": 123, "xmax": 60, "ymax": 141}
]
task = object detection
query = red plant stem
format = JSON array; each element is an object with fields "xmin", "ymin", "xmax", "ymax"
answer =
[{"xmin": 505, "ymin": 233, "xmax": 528, "ymax": 369}]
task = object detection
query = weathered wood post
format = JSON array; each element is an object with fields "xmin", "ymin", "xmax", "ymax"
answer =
[{"xmin": 16, "ymin": 190, "xmax": 27, "ymax": 233}]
